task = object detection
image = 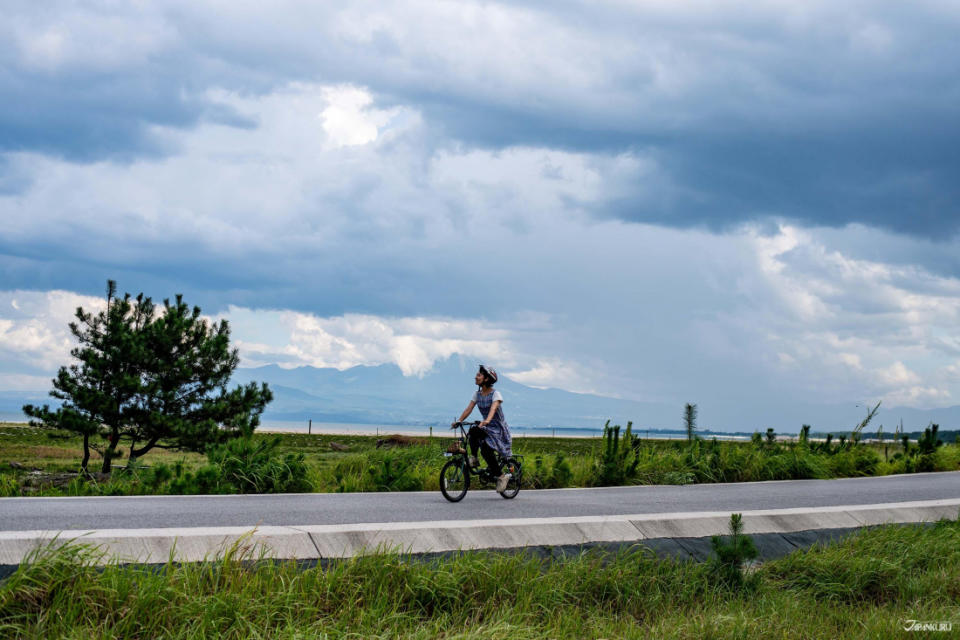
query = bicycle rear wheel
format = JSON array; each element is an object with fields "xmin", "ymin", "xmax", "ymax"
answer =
[
  {"xmin": 440, "ymin": 458, "xmax": 470, "ymax": 502},
  {"xmin": 498, "ymin": 457, "xmax": 521, "ymax": 499}
]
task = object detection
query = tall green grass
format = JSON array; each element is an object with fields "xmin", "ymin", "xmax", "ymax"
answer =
[
  {"xmin": 2, "ymin": 519, "xmax": 959, "ymax": 638},
  {"xmin": 3, "ymin": 422, "xmax": 960, "ymax": 496}
]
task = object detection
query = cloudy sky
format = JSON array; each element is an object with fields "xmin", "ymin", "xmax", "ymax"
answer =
[{"xmin": 2, "ymin": 1, "xmax": 959, "ymax": 428}]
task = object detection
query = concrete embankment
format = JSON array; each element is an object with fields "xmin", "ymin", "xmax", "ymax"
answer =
[{"xmin": 2, "ymin": 499, "xmax": 957, "ymax": 576}]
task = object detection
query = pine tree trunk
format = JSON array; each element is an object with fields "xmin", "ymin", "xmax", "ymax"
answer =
[
  {"xmin": 81, "ymin": 432, "xmax": 90, "ymax": 475},
  {"xmin": 131, "ymin": 436, "xmax": 160, "ymax": 459},
  {"xmin": 101, "ymin": 428, "xmax": 120, "ymax": 474}
]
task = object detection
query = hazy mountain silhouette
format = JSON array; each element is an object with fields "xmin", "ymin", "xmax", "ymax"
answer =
[
  {"xmin": 231, "ymin": 356, "xmax": 672, "ymax": 428},
  {"xmin": 230, "ymin": 356, "xmax": 960, "ymax": 432},
  {"xmin": 4, "ymin": 355, "xmax": 959, "ymax": 432}
]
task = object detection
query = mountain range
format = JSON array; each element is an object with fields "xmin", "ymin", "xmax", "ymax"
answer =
[
  {"xmin": 229, "ymin": 357, "xmax": 663, "ymax": 430},
  {"xmin": 230, "ymin": 357, "xmax": 959, "ymax": 433},
  {"xmin": 5, "ymin": 355, "xmax": 959, "ymax": 432}
]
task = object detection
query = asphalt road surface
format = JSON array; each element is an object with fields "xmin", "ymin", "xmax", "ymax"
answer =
[{"xmin": 2, "ymin": 471, "xmax": 958, "ymax": 532}]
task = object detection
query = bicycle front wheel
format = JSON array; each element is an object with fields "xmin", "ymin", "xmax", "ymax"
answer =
[
  {"xmin": 498, "ymin": 457, "xmax": 522, "ymax": 499},
  {"xmin": 440, "ymin": 458, "xmax": 470, "ymax": 502}
]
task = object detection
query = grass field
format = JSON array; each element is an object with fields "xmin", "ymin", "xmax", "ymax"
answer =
[
  {"xmin": 1, "ymin": 518, "xmax": 958, "ymax": 638},
  {"xmin": 2, "ymin": 421, "xmax": 959, "ymax": 497}
]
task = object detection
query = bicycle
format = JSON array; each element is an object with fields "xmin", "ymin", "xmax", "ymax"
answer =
[{"xmin": 440, "ymin": 420, "xmax": 522, "ymax": 502}]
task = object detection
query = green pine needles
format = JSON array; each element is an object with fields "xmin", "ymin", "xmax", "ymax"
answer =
[
  {"xmin": 684, "ymin": 403, "xmax": 698, "ymax": 442},
  {"xmin": 23, "ymin": 280, "xmax": 273, "ymax": 474},
  {"xmin": 710, "ymin": 513, "xmax": 759, "ymax": 589},
  {"xmin": 595, "ymin": 420, "xmax": 640, "ymax": 486}
]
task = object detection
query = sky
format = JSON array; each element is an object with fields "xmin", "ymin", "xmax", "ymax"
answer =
[{"xmin": 2, "ymin": 1, "xmax": 960, "ymax": 429}]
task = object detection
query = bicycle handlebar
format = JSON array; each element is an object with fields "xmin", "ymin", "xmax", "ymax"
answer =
[{"xmin": 451, "ymin": 420, "xmax": 481, "ymax": 429}]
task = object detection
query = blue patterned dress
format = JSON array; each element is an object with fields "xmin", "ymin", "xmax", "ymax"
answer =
[{"xmin": 472, "ymin": 389, "xmax": 512, "ymax": 457}]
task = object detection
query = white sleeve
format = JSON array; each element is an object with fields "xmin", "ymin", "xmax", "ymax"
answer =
[
  {"xmin": 471, "ymin": 391, "xmax": 478, "ymax": 403},
  {"xmin": 493, "ymin": 390, "xmax": 503, "ymax": 403}
]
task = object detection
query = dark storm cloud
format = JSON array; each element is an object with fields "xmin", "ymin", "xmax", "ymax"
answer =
[
  {"xmin": 0, "ymin": 57, "xmax": 257, "ymax": 162},
  {"xmin": 598, "ymin": 124, "xmax": 960, "ymax": 237},
  {"xmin": 2, "ymin": 0, "xmax": 959, "ymax": 237}
]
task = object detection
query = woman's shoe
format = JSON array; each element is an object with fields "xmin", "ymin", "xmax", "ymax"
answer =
[{"xmin": 496, "ymin": 473, "xmax": 512, "ymax": 492}]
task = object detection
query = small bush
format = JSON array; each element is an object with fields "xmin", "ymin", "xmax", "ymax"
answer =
[
  {"xmin": 548, "ymin": 451, "xmax": 573, "ymax": 488},
  {"xmin": 527, "ymin": 452, "xmax": 576, "ymax": 489},
  {"xmin": 593, "ymin": 421, "xmax": 639, "ymax": 486},
  {"xmin": 0, "ymin": 474, "xmax": 19, "ymax": 497},
  {"xmin": 332, "ymin": 454, "xmax": 370, "ymax": 492},
  {"xmin": 709, "ymin": 513, "xmax": 758, "ymax": 590},
  {"xmin": 144, "ymin": 462, "xmax": 174, "ymax": 489},
  {"xmin": 917, "ymin": 423, "xmax": 943, "ymax": 456},
  {"xmin": 367, "ymin": 451, "xmax": 423, "ymax": 492},
  {"xmin": 169, "ymin": 436, "xmax": 311, "ymax": 494}
]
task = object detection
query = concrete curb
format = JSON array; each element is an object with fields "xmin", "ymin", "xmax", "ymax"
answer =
[{"xmin": 2, "ymin": 498, "xmax": 958, "ymax": 569}]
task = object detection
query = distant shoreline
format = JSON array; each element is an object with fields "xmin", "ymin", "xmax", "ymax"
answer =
[{"xmin": 1, "ymin": 419, "xmax": 755, "ymax": 440}]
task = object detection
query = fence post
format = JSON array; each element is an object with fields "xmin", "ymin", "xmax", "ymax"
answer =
[{"xmin": 308, "ymin": 419, "xmax": 312, "ymax": 435}]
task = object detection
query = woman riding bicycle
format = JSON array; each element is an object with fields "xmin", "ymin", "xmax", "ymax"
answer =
[{"xmin": 452, "ymin": 365, "xmax": 513, "ymax": 492}]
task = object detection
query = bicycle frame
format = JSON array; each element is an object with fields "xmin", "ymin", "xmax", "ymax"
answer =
[{"xmin": 445, "ymin": 421, "xmax": 523, "ymax": 482}]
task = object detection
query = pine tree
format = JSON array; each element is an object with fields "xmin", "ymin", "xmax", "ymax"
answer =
[
  {"xmin": 129, "ymin": 294, "xmax": 272, "ymax": 462},
  {"xmin": 24, "ymin": 281, "xmax": 272, "ymax": 473},
  {"xmin": 23, "ymin": 282, "xmax": 148, "ymax": 473},
  {"xmin": 684, "ymin": 403, "xmax": 698, "ymax": 442}
]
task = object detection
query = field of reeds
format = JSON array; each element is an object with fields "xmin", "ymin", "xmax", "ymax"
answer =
[
  {"xmin": 1, "ymin": 517, "xmax": 958, "ymax": 638},
  {"xmin": 2, "ymin": 421, "xmax": 959, "ymax": 497}
]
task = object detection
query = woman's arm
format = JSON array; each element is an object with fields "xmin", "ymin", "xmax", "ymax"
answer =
[
  {"xmin": 479, "ymin": 400, "xmax": 501, "ymax": 427},
  {"xmin": 453, "ymin": 400, "xmax": 477, "ymax": 426}
]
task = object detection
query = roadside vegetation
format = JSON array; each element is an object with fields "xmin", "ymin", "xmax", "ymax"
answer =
[
  {"xmin": 2, "ymin": 417, "xmax": 959, "ymax": 497},
  {"xmin": 21, "ymin": 280, "xmax": 272, "ymax": 475},
  {"xmin": 7, "ymin": 279, "xmax": 957, "ymax": 498},
  {"xmin": 2, "ymin": 517, "xmax": 958, "ymax": 638}
]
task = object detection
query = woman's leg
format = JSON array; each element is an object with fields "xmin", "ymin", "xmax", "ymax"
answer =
[
  {"xmin": 479, "ymin": 441, "xmax": 501, "ymax": 475},
  {"xmin": 467, "ymin": 426, "xmax": 483, "ymax": 457}
]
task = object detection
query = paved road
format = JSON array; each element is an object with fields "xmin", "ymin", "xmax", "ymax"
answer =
[{"xmin": 2, "ymin": 471, "xmax": 958, "ymax": 532}]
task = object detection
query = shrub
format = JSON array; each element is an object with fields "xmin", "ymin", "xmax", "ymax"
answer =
[
  {"xmin": 916, "ymin": 454, "xmax": 937, "ymax": 473},
  {"xmin": 684, "ymin": 403, "xmax": 698, "ymax": 442},
  {"xmin": 548, "ymin": 451, "xmax": 573, "ymax": 488},
  {"xmin": 917, "ymin": 423, "xmax": 942, "ymax": 456},
  {"xmin": 367, "ymin": 451, "xmax": 423, "ymax": 492},
  {"xmin": 594, "ymin": 421, "xmax": 639, "ymax": 486},
  {"xmin": 169, "ymin": 436, "xmax": 310, "ymax": 494},
  {"xmin": 332, "ymin": 454, "xmax": 370, "ymax": 492},
  {"xmin": 709, "ymin": 513, "xmax": 758, "ymax": 590},
  {"xmin": 144, "ymin": 462, "xmax": 174, "ymax": 489},
  {"xmin": 0, "ymin": 474, "xmax": 19, "ymax": 497}
]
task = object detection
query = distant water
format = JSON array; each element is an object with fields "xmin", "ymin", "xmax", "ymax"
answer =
[
  {"xmin": 260, "ymin": 420, "xmax": 616, "ymax": 437},
  {"xmin": 1, "ymin": 414, "xmax": 749, "ymax": 440},
  {"xmin": 261, "ymin": 420, "xmax": 750, "ymax": 440}
]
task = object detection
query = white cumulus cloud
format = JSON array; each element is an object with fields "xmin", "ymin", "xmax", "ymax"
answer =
[{"xmin": 0, "ymin": 290, "xmax": 105, "ymax": 378}]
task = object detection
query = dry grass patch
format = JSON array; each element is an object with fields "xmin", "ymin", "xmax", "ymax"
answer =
[{"xmin": 25, "ymin": 446, "xmax": 79, "ymax": 459}]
